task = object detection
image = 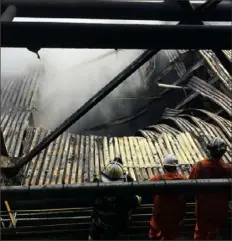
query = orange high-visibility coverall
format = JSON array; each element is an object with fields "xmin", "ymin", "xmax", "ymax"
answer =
[
  {"xmin": 149, "ymin": 173, "xmax": 187, "ymax": 240},
  {"xmin": 189, "ymin": 159, "xmax": 232, "ymax": 240}
]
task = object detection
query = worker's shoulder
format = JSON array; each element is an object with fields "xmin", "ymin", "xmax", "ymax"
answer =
[
  {"xmin": 179, "ymin": 174, "xmax": 187, "ymax": 180},
  {"xmin": 193, "ymin": 158, "xmax": 208, "ymax": 167},
  {"xmin": 149, "ymin": 175, "xmax": 161, "ymax": 181}
]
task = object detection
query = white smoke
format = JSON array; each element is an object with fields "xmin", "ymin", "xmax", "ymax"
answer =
[
  {"xmin": 1, "ymin": 47, "xmax": 150, "ymax": 135},
  {"xmin": 36, "ymin": 49, "xmax": 144, "ymax": 133}
]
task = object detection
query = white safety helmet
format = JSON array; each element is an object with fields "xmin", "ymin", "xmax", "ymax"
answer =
[{"xmin": 163, "ymin": 154, "xmax": 179, "ymax": 167}]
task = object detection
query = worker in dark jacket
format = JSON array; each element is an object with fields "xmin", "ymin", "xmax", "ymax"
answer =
[
  {"xmin": 189, "ymin": 137, "xmax": 232, "ymax": 240},
  {"xmin": 89, "ymin": 158, "xmax": 142, "ymax": 240},
  {"xmin": 149, "ymin": 154, "xmax": 187, "ymax": 240}
]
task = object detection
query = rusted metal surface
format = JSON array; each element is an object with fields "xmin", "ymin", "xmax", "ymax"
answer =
[
  {"xmin": 0, "ymin": 110, "xmax": 31, "ymax": 157},
  {"xmin": 199, "ymin": 50, "xmax": 232, "ymax": 92},
  {"xmin": 187, "ymin": 76, "xmax": 232, "ymax": 116},
  {"xmin": 222, "ymin": 50, "xmax": 232, "ymax": 62}
]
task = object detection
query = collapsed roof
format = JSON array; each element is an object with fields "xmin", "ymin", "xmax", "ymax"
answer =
[{"xmin": 1, "ymin": 49, "xmax": 231, "ymax": 186}]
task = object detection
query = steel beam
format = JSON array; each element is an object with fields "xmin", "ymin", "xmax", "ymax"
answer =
[
  {"xmin": 1, "ymin": 179, "xmax": 231, "ymax": 200},
  {"xmin": 0, "ymin": 5, "xmax": 17, "ymax": 21},
  {"xmin": 176, "ymin": 0, "xmax": 232, "ymax": 74},
  {"xmin": 1, "ymin": 0, "xmax": 231, "ymax": 21},
  {"xmin": 1, "ymin": 22, "xmax": 231, "ymax": 49}
]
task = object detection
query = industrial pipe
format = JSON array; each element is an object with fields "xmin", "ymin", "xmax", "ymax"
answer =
[
  {"xmin": 0, "ymin": 5, "xmax": 17, "ymax": 21},
  {"xmin": 1, "ymin": 22, "xmax": 231, "ymax": 49},
  {"xmin": 158, "ymin": 83, "xmax": 190, "ymax": 90},
  {"xmin": 1, "ymin": 179, "xmax": 231, "ymax": 201},
  {"xmin": 1, "ymin": 0, "xmax": 231, "ymax": 21}
]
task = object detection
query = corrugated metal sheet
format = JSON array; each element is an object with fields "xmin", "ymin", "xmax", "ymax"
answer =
[
  {"xmin": 199, "ymin": 50, "xmax": 232, "ymax": 92},
  {"xmin": 162, "ymin": 114, "xmax": 231, "ymax": 164},
  {"xmin": 1, "ymin": 66, "xmax": 42, "ymax": 111},
  {"xmin": 22, "ymin": 126, "xmax": 167, "ymax": 186},
  {"xmin": 137, "ymin": 131, "xmax": 204, "ymax": 178},
  {"xmin": 193, "ymin": 109, "xmax": 231, "ymax": 139},
  {"xmin": 154, "ymin": 50, "xmax": 193, "ymax": 84},
  {"xmin": 164, "ymin": 50, "xmax": 186, "ymax": 77},
  {"xmin": 222, "ymin": 50, "xmax": 232, "ymax": 62},
  {"xmin": 0, "ymin": 110, "xmax": 32, "ymax": 157},
  {"xmin": 22, "ymin": 121, "xmax": 211, "ymax": 185},
  {"xmin": 175, "ymin": 75, "xmax": 219, "ymax": 110},
  {"xmin": 188, "ymin": 116, "xmax": 231, "ymax": 164},
  {"xmin": 160, "ymin": 107, "xmax": 231, "ymax": 142},
  {"xmin": 19, "ymin": 110, "xmax": 231, "ymax": 186},
  {"xmin": 136, "ymin": 129, "xmax": 161, "ymax": 140},
  {"xmin": 162, "ymin": 108, "xmax": 183, "ymax": 119},
  {"xmin": 146, "ymin": 124, "xmax": 181, "ymax": 136},
  {"xmin": 187, "ymin": 76, "xmax": 232, "ymax": 116}
]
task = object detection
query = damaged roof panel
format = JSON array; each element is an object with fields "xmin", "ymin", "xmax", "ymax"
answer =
[
  {"xmin": 1, "ymin": 67, "xmax": 42, "ymax": 111},
  {"xmin": 22, "ymin": 126, "xmax": 167, "ymax": 186},
  {"xmin": 194, "ymin": 109, "xmax": 232, "ymax": 139},
  {"xmin": 1, "ymin": 110, "xmax": 32, "ymax": 157},
  {"xmin": 184, "ymin": 115, "xmax": 231, "ymax": 164},
  {"xmin": 164, "ymin": 50, "xmax": 186, "ymax": 77},
  {"xmin": 22, "ymin": 123, "xmax": 210, "ymax": 186},
  {"xmin": 199, "ymin": 50, "xmax": 232, "ymax": 92},
  {"xmin": 187, "ymin": 76, "xmax": 232, "ymax": 115}
]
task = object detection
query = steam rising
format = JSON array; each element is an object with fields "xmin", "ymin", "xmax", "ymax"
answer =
[
  {"xmin": 36, "ymin": 49, "xmax": 144, "ymax": 134},
  {"xmin": 2, "ymin": 48, "xmax": 154, "ymax": 135}
]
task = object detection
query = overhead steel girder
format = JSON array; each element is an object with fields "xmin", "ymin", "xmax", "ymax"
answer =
[
  {"xmin": 1, "ymin": 0, "xmax": 231, "ymax": 21},
  {"xmin": 1, "ymin": 23, "xmax": 231, "ymax": 49},
  {"xmin": 1, "ymin": 179, "xmax": 232, "ymax": 201}
]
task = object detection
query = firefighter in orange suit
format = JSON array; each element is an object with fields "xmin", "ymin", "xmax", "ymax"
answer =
[
  {"xmin": 149, "ymin": 154, "xmax": 187, "ymax": 240},
  {"xmin": 189, "ymin": 137, "xmax": 232, "ymax": 240}
]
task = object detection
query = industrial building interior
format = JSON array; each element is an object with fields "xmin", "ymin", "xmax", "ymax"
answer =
[{"xmin": 1, "ymin": 0, "xmax": 231, "ymax": 240}]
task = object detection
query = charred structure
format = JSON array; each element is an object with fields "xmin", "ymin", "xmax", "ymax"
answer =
[{"xmin": 1, "ymin": 0, "xmax": 232, "ymax": 240}]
